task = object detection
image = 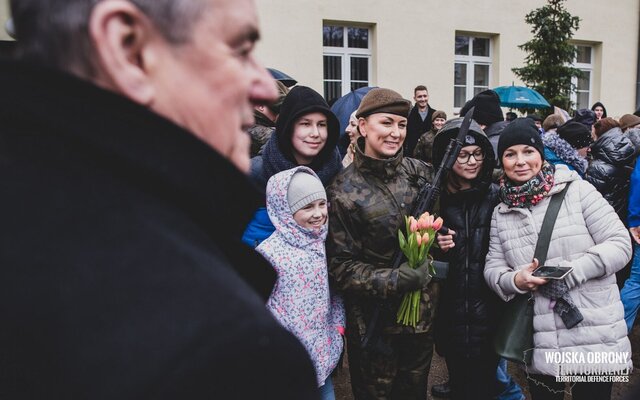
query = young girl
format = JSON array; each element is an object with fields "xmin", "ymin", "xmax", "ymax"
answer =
[
  {"xmin": 257, "ymin": 166, "xmax": 345, "ymax": 400},
  {"xmin": 432, "ymin": 118, "xmax": 503, "ymax": 400}
]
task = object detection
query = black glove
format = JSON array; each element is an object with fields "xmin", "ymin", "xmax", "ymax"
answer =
[{"xmin": 397, "ymin": 261, "xmax": 431, "ymax": 293}]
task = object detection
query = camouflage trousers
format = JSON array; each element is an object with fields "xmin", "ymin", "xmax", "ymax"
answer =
[{"xmin": 346, "ymin": 331, "xmax": 434, "ymax": 400}]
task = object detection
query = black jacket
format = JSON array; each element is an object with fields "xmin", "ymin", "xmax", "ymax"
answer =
[
  {"xmin": 405, "ymin": 104, "xmax": 436, "ymax": 156},
  {"xmin": 585, "ymin": 127, "xmax": 636, "ymax": 224},
  {"xmin": 431, "ymin": 119, "xmax": 504, "ymax": 358},
  {"xmin": 0, "ymin": 60, "xmax": 318, "ymax": 400}
]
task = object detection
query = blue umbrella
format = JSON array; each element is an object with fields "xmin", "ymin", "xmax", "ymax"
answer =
[
  {"xmin": 331, "ymin": 86, "xmax": 377, "ymax": 156},
  {"xmin": 267, "ymin": 68, "xmax": 297, "ymax": 87},
  {"xmin": 493, "ymin": 85, "xmax": 551, "ymax": 109}
]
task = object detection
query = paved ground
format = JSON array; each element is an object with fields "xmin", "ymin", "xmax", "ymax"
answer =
[{"xmin": 334, "ymin": 321, "xmax": 640, "ymax": 399}]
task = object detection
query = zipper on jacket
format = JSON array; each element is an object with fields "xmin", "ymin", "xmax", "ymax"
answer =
[{"xmin": 464, "ymin": 203, "xmax": 470, "ymax": 351}]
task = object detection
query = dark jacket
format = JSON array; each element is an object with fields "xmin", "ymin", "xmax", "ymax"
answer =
[
  {"xmin": 431, "ymin": 119, "xmax": 504, "ymax": 358},
  {"xmin": 585, "ymin": 127, "xmax": 636, "ymax": 224},
  {"xmin": 405, "ymin": 104, "xmax": 436, "ymax": 156},
  {"xmin": 484, "ymin": 120, "xmax": 510, "ymax": 159},
  {"xmin": 326, "ymin": 139, "xmax": 438, "ymax": 335},
  {"xmin": 0, "ymin": 60, "xmax": 318, "ymax": 400}
]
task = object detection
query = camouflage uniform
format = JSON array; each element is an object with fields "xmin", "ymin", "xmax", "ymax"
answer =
[
  {"xmin": 412, "ymin": 128, "xmax": 438, "ymax": 164},
  {"xmin": 326, "ymin": 139, "xmax": 439, "ymax": 399},
  {"xmin": 248, "ymin": 111, "xmax": 275, "ymax": 157}
]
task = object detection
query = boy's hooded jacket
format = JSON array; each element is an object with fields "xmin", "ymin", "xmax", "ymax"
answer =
[{"xmin": 256, "ymin": 167, "xmax": 345, "ymax": 386}]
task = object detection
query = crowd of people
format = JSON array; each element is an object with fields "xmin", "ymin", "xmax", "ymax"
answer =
[{"xmin": 2, "ymin": 1, "xmax": 640, "ymax": 400}]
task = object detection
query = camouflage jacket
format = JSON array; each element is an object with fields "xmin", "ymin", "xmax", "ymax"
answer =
[
  {"xmin": 412, "ymin": 128, "xmax": 437, "ymax": 164},
  {"xmin": 248, "ymin": 111, "xmax": 276, "ymax": 158},
  {"xmin": 326, "ymin": 140, "xmax": 439, "ymax": 335}
]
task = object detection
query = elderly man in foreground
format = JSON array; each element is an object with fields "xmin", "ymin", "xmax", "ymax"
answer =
[{"xmin": 0, "ymin": 0, "xmax": 319, "ymax": 399}]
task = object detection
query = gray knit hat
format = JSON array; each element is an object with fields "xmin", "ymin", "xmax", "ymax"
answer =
[
  {"xmin": 287, "ymin": 171, "xmax": 327, "ymax": 214},
  {"xmin": 355, "ymin": 88, "xmax": 411, "ymax": 118}
]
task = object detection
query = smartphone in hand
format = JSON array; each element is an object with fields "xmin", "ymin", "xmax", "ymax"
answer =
[{"xmin": 531, "ymin": 265, "xmax": 573, "ymax": 280}]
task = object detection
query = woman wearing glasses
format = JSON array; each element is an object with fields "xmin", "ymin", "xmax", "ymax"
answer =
[{"xmin": 432, "ymin": 118, "xmax": 504, "ymax": 400}]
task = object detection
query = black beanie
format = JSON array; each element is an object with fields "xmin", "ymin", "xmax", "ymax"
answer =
[
  {"xmin": 459, "ymin": 89, "xmax": 504, "ymax": 126},
  {"xmin": 570, "ymin": 108, "xmax": 596, "ymax": 129},
  {"xmin": 497, "ymin": 118, "xmax": 545, "ymax": 161},
  {"xmin": 557, "ymin": 121, "xmax": 592, "ymax": 149},
  {"xmin": 275, "ymin": 86, "xmax": 340, "ymax": 163}
]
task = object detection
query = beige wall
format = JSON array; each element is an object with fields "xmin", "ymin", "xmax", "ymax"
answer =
[
  {"xmin": 0, "ymin": 1, "xmax": 636, "ymax": 116},
  {"xmin": 0, "ymin": 0, "xmax": 9, "ymax": 41},
  {"xmin": 255, "ymin": 0, "xmax": 640, "ymax": 118}
]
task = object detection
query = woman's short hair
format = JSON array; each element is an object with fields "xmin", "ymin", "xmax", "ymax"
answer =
[{"xmin": 593, "ymin": 117, "xmax": 620, "ymax": 139}]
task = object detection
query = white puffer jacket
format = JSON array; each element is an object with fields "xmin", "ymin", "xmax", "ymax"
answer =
[{"xmin": 485, "ymin": 165, "xmax": 633, "ymax": 376}]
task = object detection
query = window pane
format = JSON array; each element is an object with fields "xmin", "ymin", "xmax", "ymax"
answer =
[
  {"xmin": 324, "ymin": 81, "xmax": 342, "ymax": 106},
  {"xmin": 323, "ymin": 26, "xmax": 344, "ymax": 47},
  {"xmin": 350, "ymin": 57, "xmax": 369, "ymax": 81},
  {"xmin": 577, "ymin": 70, "xmax": 590, "ymax": 91},
  {"xmin": 474, "ymin": 64, "xmax": 489, "ymax": 86},
  {"xmin": 454, "ymin": 63, "xmax": 467, "ymax": 85},
  {"xmin": 351, "ymin": 81, "xmax": 368, "ymax": 91},
  {"xmin": 472, "ymin": 38, "xmax": 490, "ymax": 57},
  {"xmin": 474, "ymin": 87, "xmax": 488, "ymax": 96},
  {"xmin": 323, "ymin": 56, "xmax": 342, "ymax": 80},
  {"xmin": 348, "ymin": 28, "xmax": 369, "ymax": 49},
  {"xmin": 455, "ymin": 36, "xmax": 469, "ymax": 55},
  {"xmin": 454, "ymin": 87, "xmax": 467, "ymax": 108},
  {"xmin": 576, "ymin": 45, "xmax": 591, "ymax": 64},
  {"xmin": 577, "ymin": 92, "xmax": 589, "ymax": 110}
]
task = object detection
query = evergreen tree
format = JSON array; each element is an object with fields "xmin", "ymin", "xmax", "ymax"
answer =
[{"xmin": 512, "ymin": 0, "xmax": 582, "ymax": 112}]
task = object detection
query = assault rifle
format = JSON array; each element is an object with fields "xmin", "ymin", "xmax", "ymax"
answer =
[{"xmin": 361, "ymin": 106, "xmax": 476, "ymax": 352}]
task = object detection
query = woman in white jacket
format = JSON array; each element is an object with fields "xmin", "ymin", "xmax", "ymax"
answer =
[{"xmin": 484, "ymin": 118, "xmax": 632, "ymax": 400}]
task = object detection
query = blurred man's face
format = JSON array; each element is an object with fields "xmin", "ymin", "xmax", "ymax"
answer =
[
  {"xmin": 150, "ymin": 0, "xmax": 277, "ymax": 173},
  {"xmin": 414, "ymin": 90, "xmax": 429, "ymax": 110}
]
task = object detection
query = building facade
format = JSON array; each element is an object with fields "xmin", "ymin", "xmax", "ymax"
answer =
[
  {"xmin": 254, "ymin": 0, "xmax": 640, "ymax": 118},
  {"xmin": 0, "ymin": 1, "xmax": 637, "ymax": 117}
]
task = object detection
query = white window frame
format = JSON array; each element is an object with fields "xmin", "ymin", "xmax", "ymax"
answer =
[
  {"xmin": 454, "ymin": 35, "xmax": 493, "ymax": 111},
  {"xmin": 323, "ymin": 25, "xmax": 372, "ymax": 103},
  {"xmin": 571, "ymin": 45, "xmax": 593, "ymax": 111}
]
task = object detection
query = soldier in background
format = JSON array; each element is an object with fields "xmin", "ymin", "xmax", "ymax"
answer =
[{"xmin": 327, "ymin": 88, "xmax": 437, "ymax": 399}]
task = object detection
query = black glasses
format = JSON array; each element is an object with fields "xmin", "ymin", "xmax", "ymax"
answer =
[{"xmin": 456, "ymin": 149, "xmax": 485, "ymax": 164}]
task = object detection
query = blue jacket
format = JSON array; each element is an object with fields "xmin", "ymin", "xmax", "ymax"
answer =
[
  {"xmin": 544, "ymin": 147, "xmax": 576, "ymax": 172},
  {"xmin": 629, "ymin": 156, "xmax": 640, "ymax": 228}
]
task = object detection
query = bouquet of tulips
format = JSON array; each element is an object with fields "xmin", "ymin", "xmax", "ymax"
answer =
[{"xmin": 396, "ymin": 211, "xmax": 443, "ymax": 327}]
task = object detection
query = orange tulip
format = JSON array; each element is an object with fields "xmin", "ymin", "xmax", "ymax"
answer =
[
  {"xmin": 416, "ymin": 232, "xmax": 422, "ymax": 245},
  {"xmin": 409, "ymin": 217, "xmax": 418, "ymax": 232},
  {"xmin": 422, "ymin": 232, "xmax": 430, "ymax": 244},
  {"xmin": 433, "ymin": 217, "xmax": 443, "ymax": 231}
]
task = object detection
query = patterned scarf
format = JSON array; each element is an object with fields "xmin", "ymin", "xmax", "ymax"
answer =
[
  {"xmin": 499, "ymin": 162, "xmax": 555, "ymax": 208},
  {"xmin": 541, "ymin": 131, "xmax": 588, "ymax": 175}
]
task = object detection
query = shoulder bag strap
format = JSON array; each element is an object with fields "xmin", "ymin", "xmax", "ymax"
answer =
[{"xmin": 533, "ymin": 182, "xmax": 571, "ymax": 265}]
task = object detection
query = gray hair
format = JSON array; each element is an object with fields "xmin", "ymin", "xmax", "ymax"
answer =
[{"xmin": 10, "ymin": 0, "xmax": 207, "ymax": 77}]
